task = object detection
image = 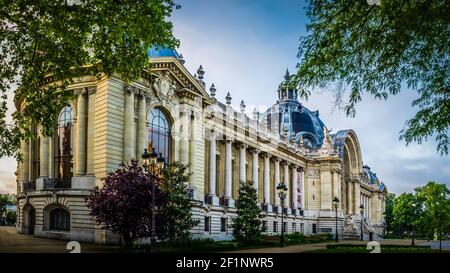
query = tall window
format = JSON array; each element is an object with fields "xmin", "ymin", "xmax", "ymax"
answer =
[
  {"xmin": 148, "ymin": 108, "xmax": 171, "ymax": 163},
  {"xmin": 50, "ymin": 208, "xmax": 70, "ymax": 231},
  {"xmin": 55, "ymin": 106, "xmax": 74, "ymax": 180}
]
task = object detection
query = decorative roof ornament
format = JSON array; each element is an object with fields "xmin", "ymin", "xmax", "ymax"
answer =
[
  {"xmin": 197, "ymin": 65, "xmax": 205, "ymax": 80},
  {"xmin": 209, "ymin": 83, "xmax": 216, "ymax": 99},
  {"xmin": 240, "ymin": 100, "xmax": 246, "ymax": 113},
  {"xmin": 179, "ymin": 53, "xmax": 185, "ymax": 65},
  {"xmin": 225, "ymin": 92, "xmax": 232, "ymax": 105},
  {"xmin": 252, "ymin": 108, "xmax": 259, "ymax": 120}
]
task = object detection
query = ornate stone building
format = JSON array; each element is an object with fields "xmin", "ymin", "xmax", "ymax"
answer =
[{"xmin": 15, "ymin": 48, "xmax": 387, "ymax": 244}]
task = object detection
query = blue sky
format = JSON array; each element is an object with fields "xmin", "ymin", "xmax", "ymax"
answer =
[{"xmin": 0, "ymin": 0, "xmax": 448, "ymax": 194}]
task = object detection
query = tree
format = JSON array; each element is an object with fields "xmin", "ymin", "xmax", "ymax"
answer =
[
  {"xmin": 0, "ymin": 194, "xmax": 13, "ymax": 218},
  {"xmin": 159, "ymin": 162, "xmax": 199, "ymax": 241},
  {"xmin": 232, "ymin": 181, "xmax": 262, "ymax": 244},
  {"xmin": 5, "ymin": 210, "xmax": 16, "ymax": 226},
  {"xmin": 0, "ymin": 0, "xmax": 180, "ymax": 158},
  {"xmin": 392, "ymin": 192, "xmax": 422, "ymax": 244},
  {"xmin": 86, "ymin": 160, "xmax": 166, "ymax": 247},
  {"xmin": 294, "ymin": 0, "xmax": 449, "ymax": 155},
  {"xmin": 415, "ymin": 182, "xmax": 450, "ymax": 248},
  {"xmin": 384, "ymin": 193, "xmax": 395, "ymax": 236}
]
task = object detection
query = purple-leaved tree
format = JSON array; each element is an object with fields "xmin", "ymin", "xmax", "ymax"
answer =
[{"xmin": 87, "ymin": 160, "xmax": 165, "ymax": 247}]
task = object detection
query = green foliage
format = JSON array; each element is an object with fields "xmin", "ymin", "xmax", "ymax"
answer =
[
  {"xmin": 232, "ymin": 180, "xmax": 262, "ymax": 244},
  {"xmin": 388, "ymin": 181, "xmax": 450, "ymax": 240},
  {"xmin": 415, "ymin": 182, "xmax": 450, "ymax": 241},
  {"xmin": 0, "ymin": 194, "xmax": 14, "ymax": 217},
  {"xmin": 0, "ymin": 0, "xmax": 179, "ymax": 158},
  {"xmin": 159, "ymin": 161, "xmax": 200, "ymax": 241},
  {"xmin": 384, "ymin": 193, "xmax": 395, "ymax": 234},
  {"xmin": 5, "ymin": 210, "xmax": 16, "ymax": 226},
  {"xmin": 294, "ymin": 0, "xmax": 449, "ymax": 155}
]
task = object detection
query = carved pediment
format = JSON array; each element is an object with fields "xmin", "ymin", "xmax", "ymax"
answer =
[{"xmin": 146, "ymin": 58, "xmax": 213, "ymax": 105}]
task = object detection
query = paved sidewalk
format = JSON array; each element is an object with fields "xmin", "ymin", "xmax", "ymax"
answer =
[
  {"xmin": 225, "ymin": 239, "xmax": 429, "ymax": 253},
  {"xmin": 0, "ymin": 226, "xmax": 119, "ymax": 253}
]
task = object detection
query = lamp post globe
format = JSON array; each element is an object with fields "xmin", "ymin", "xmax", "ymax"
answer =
[
  {"xmin": 276, "ymin": 183, "xmax": 288, "ymax": 248},
  {"xmin": 359, "ymin": 204, "xmax": 365, "ymax": 241},
  {"xmin": 333, "ymin": 197, "xmax": 339, "ymax": 242}
]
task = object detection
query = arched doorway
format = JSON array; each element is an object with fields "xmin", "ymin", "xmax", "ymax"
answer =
[{"xmin": 22, "ymin": 204, "xmax": 35, "ymax": 235}]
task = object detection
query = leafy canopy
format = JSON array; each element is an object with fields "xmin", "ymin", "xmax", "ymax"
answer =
[
  {"xmin": 0, "ymin": 0, "xmax": 179, "ymax": 158},
  {"xmin": 86, "ymin": 160, "xmax": 166, "ymax": 247},
  {"xmin": 294, "ymin": 0, "xmax": 449, "ymax": 155},
  {"xmin": 232, "ymin": 180, "xmax": 262, "ymax": 244},
  {"xmin": 159, "ymin": 162, "xmax": 199, "ymax": 241}
]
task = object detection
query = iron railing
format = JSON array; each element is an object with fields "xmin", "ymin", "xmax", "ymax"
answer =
[
  {"xmin": 44, "ymin": 178, "xmax": 71, "ymax": 190},
  {"xmin": 23, "ymin": 181, "xmax": 36, "ymax": 192}
]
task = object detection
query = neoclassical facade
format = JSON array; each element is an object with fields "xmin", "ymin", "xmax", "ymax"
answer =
[{"xmin": 15, "ymin": 48, "xmax": 387, "ymax": 244}]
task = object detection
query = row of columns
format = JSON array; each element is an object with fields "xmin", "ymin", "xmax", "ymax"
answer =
[
  {"xmin": 207, "ymin": 135, "xmax": 305, "ymax": 212},
  {"xmin": 20, "ymin": 88, "xmax": 96, "ymax": 182},
  {"xmin": 361, "ymin": 193, "xmax": 371, "ymax": 219},
  {"xmin": 123, "ymin": 86, "xmax": 148, "ymax": 163}
]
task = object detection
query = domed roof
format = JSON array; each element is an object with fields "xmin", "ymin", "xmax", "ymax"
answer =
[
  {"xmin": 260, "ymin": 70, "xmax": 326, "ymax": 149},
  {"xmin": 147, "ymin": 46, "xmax": 180, "ymax": 59},
  {"xmin": 363, "ymin": 165, "xmax": 380, "ymax": 185}
]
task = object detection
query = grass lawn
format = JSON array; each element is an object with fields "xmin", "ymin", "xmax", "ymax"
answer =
[{"xmin": 307, "ymin": 245, "xmax": 450, "ymax": 253}]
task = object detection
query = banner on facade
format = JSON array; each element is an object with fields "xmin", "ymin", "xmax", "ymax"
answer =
[{"xmin": 296, "ymin": 170, "xmax": 302, "ymax": 208}]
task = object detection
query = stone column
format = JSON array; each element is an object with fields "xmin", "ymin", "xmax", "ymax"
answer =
[
  {"xmin": 123, "ymin": 86, "xmax": 135, "ymax": 162},
  {"xmin": 179, "ymin": 109, "xmax": 190, "ymax": 166},
  {"xmin": 263, "ymin": 154, "xmax": 271, "ymax": 210},
  {"xmin": 283, "ymin": 162, "xmax": 290, "ymax": 210},
  {"xmin": 332, "ymin": 171, "xmax": 340, "ymax": 208},
  {"xmin": 291, "ymin": 165, "xmax": 298, "ymax": 213},
  {"xmin": 239, "ymin": 144, "xmax": 247, "ymax": 183},
  {"xmin": 225, "ymin": 139, "xmax": 234, "ymax": 206},
  {"xmin": 22, "ymin": 140, "xmax": 30, "ymax": 181},
  {"xmin": 207, "ymin": 131, "xmax": 218, "ymax": 205},
  {"xmin": 354, "ymin": 179, "xmax": 361, "ymax": 215},
  {"xmin": 274, "ymin": 157, "xmax": 281, "ymax": 211},
  {"xmin": 86, "ymin": 88, "xmax": 96, "ymax": 175},
  {"xmin": 48, "ymin": 137, "xmax": 53, "ymax": 177},
  {"xmin": 39, "ymin": 128, "xmax": 49, "ymax": 177},
  {"xmin": 28, "ymin": 140, "xmax": 33, "ymax": 181},
  {"xmin": 136, "ymin": 92, "xmax": 147, "ymax": 161},
  {"xmin": 75, "ymin": 89, "xmax": 87, "ymax": 175},
  {"xmin": 347, "ymin": 181, "xmax": 353, "ymax": 215},
  {"xmin": 189, "ymin": 111, "xmax": 200, "ymax": 188},
  {"xmin": 252, "ymin": 149, "xmax": 259, "ymax": 194}
]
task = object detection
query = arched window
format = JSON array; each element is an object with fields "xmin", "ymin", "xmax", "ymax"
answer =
[
  {"xmin": 148, "ymin": 108, "xmax": 171, "ymax": 163},
  {"xmin": 49, "ymin": 208, "xmax": 70, "ymax": 231},
  {"xmin": 54, "ymin": 106, "xmax": 74, "ymax": 180}
]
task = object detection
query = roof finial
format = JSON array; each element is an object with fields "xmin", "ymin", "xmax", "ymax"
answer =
[
  {"xmin": 209, "ymin": 83, "xmax": 216, "ymax": 98},
  {"xmin": 197, "ymin": 65, "xmax": 205, "ymax": 80},
  {"xmin": 225, "ymin": 92, "xmax": 232, "ymax": 105},
  {"xmin": 179, "ymin": 53, "xmax": 185, "ymax": 65},
  {"xmin": 240, "ymin": 100, "xmax": 246, "ymax": 113},
  {"xmin": 284, "ymin": 68, "xmax": 290, "ymax": 81}
]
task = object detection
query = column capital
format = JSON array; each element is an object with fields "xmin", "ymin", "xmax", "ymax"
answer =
[
  {"xmin": 87, "ymin": 86, "xmax": 96, "ymax": 96},
  {"xmin": 252, "ymin": 148, "xmax": 260, "ymax": 154},
  {"xmin": 282, "ymin": 160, "xmax": 291, "ymax": 167},
  {"xmin": 237, "ymin": 142, "xmax": 248, "ymax": 150},
  {"xmin": 74, "ymin": 88, "xmax": 87, "ymax": 96},
  {"xmin": 192, "ymin": 110, "xmax": 201, "ymax": 120},
  {"xmin": 263, "ymin": 152, "xmax": 272, "ymax": 159},
  {"xmin": 274, "ymin": 157, "xmax": 281, "ymax": 163}
]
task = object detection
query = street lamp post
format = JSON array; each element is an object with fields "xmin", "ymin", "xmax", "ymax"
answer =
[
  {"xmin": 142, "ymin": 148, "xmax": 165, "ymax": 253},
  {"xmin": 333, "ymin": 197, "xmax": 339, "ymax": 242},
  {"xmin": 359, "ymin": 204, "xmax": 364, "ymax": 241},
  {"xmin": 411, "ymin": 202, "xmax": 416, "ymax": 246},
  {"xmin": 276, "ymin": 183, "xmax": 288, "ymax": 248}
]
